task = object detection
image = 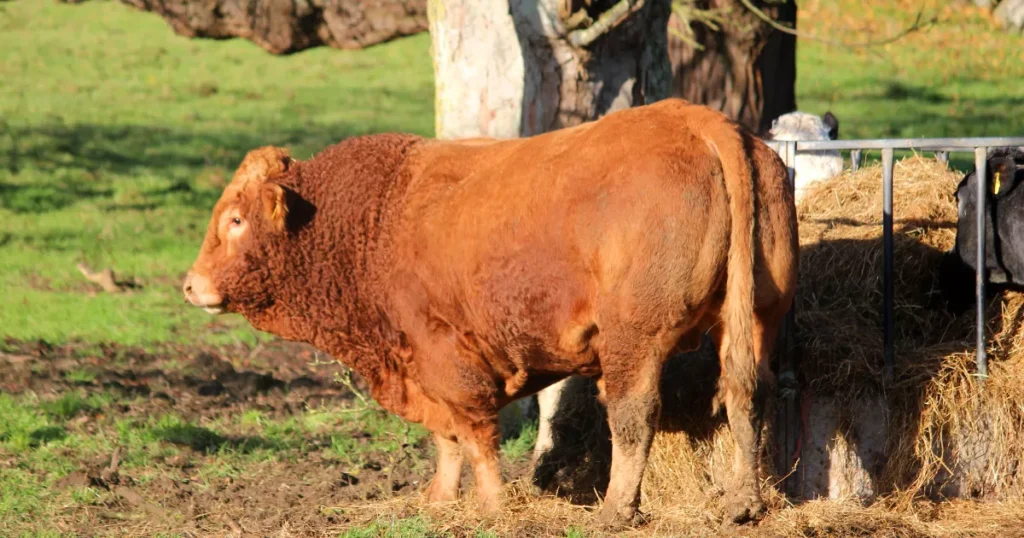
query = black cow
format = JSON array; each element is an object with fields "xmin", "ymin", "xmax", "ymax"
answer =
[{"xmin": 938, "ymin": 147, "xmax": 1024, "ymax": 314}]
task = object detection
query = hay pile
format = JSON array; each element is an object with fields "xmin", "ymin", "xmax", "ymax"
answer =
[
  {"xmin": 644, "ymin": 156, "xmax": 1024, "ymax": 518},
  {"xmin": 336, "ymin": 476, "xmax": 1024, "ymax": 537},
  {"xmin": 793, "ymin": 156, "xmax": 1024, "ymax": 501}
]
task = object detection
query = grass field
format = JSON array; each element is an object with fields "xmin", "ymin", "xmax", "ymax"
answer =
[{"xmin": 2, "ymin": 0, "xmax": 1023, "ymax": 536}]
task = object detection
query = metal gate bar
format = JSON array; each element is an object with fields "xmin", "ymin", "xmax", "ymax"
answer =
[
  {"xmin": 765, "ymin": 136, "xmax": 1024, "ymax": 379},
  {"xmin": 882, "ymin": 147, "xmax": 895, "ymax": 380},
  {"xmin": 763, "ymin": 136, "xmax": 1023, "ymax": 496},
  {"xmin": 974, "ymin": 148, "xmax": 989, "ymax": 378}
]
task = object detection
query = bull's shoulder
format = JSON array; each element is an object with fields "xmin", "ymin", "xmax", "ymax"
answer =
[
  {"xmin": 302, "ymin": 132, "xmax": 425, "ymax": 185},
  {"xmin": 406, "ymin": 138, "xmax": 518, "ymax": 174}
]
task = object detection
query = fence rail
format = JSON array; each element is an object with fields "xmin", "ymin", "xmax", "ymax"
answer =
[{"xmin": 763, "ymin": 136, "xmax": 1024, "ymax": 497}]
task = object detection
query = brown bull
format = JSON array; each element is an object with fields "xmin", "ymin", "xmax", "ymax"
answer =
[{"xmin": 182, "ymin": 98, "xmax": 798, "ymax": 527}]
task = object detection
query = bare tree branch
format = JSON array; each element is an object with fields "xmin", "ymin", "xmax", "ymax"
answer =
[
  {"xmin": 77, "ymin": 263, "xmax": 125, "ymax": 293},
  {"xmin": 567, "ymin": 0, "xmax": 647, "ymax": 47},
  {"xmin": 737, "ymin": 0, "xmax": 937, "ymax": 48}
]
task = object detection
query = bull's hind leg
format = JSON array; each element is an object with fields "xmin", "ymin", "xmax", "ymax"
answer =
[
  {"xmin": 594, "ymin": 340, "xmax": 663, "ymax": 528},
  {"xmin": 459, "ymin": 420, "xmax": 503, "ymax": 514},
  {"xmin": 711, "ymin": 316, "xmax": 779, "ymax": 524},
  {"xmin": 425, "ymin": 433, "xmax": 463, "ymax": 503}
]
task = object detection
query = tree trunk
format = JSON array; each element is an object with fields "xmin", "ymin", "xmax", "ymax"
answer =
[
  {"xmin": 667, "ymin": 0, "xmax": 797, "ymax": 134},
  {"xmin": 63, "ymin": 0, "xmax": 430, "ymax": 54},
  {"xmin": 995, "ymin": 0, "xmax": 1024, "ymax": 33},
  {"xmin": 429, "ymin": 0, "xmax": 673, "ymax": 140}
]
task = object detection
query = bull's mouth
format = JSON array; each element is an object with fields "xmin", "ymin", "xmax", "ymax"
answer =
[
  {"xmin": 184, "ymin": 296, "xmax": 228, "ymax": 315},
  {"xmin": 183, "ymin": 273, "xmax": 228, "ymax": 314}
]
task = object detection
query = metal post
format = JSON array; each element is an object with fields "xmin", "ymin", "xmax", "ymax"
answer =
[
  {"xmin": 936, "ymin": 151, "xmax": 949, "ymax": 165},
  {"xmin": 786, "ymin": 141, "xmax": 797, "ymax": 189},
  {"xmin": 882, "ymin": 148, "xmax": 895, "ymax": 380},
  {"xmin": 975, "ymin": 147, "xmax": 989, "ymax": 380},
  {"xmin": 778, "ymin": 140, "xmax": 800, "ymax": 497},
  {"xmin": 851, "ymin": 149, "xmax": 863, "ymax": 171}
]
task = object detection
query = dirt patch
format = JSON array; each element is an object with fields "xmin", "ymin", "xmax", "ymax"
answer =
[
  {"xmin": 0, "ymin": 338, "xmax": 448, "ymax": 537},
  {"xmin": 58, "ymin": 457, "xmax": 427, "ymax": 536},
  {"xmin": 0, "ymin": 338, "xmax": 364, "ymax": 420}
]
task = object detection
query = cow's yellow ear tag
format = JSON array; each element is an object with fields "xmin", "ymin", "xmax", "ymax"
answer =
[{"xmin": 994, "ymin": 171, "xmax": 1002, "ymax": 195}]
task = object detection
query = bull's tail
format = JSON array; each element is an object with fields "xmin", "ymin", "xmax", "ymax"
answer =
[{"xmin": 700, "ymin": 114, "xmax": 757, "ymax": 414}]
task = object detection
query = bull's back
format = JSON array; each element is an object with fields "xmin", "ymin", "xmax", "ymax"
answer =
[{"xmin": 399, "ymin": 102, "xmax": 751, "ymax": 346}]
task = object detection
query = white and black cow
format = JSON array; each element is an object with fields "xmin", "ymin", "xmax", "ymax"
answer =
[
  {"xmin": 764, "ymin": 111, "xmax": 843, "ymax": 202},
  {"xmin": 938, "ymin": 146, "xmax": 1024, "ymax": 314}
]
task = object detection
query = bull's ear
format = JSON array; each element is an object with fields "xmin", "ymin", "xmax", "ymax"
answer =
[
  {"xmin": 822, "ymin": 111, "xmax": 839, "ymax": 140},
  {"xmin": 235, "ymin": 146, "xmax": 292, "ymax": 186},
  {"xmin": 990, "ymin": 157, "xmax": 1017, "ymax": 197},
  {"xmin": 260, "ymin": 183, "xmax": 290, "ymax": 232}
]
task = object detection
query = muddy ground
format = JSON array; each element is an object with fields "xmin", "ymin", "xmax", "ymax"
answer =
[
  {"xmin": 0, "ymin": 338, "xmax": 493, "ymax": 537},
  {"xmin": 9, "ymin": 339, "xmax": 1020, "ymax": 538}
]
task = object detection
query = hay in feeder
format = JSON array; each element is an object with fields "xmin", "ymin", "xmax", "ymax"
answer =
[
  {"xmin": 792, "ymin": 156, "xmax": 1024, "ymax": 501},
  {"xmin": 644, "ymin": 156, "xmax": 1024, "ymax": 516}
]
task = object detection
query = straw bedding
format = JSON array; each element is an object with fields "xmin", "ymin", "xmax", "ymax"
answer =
[
  {"xmin": 640, "ymin": 155, "xmax": 1024, "ymax": 534},
  {"xmin": 788, "ymin": 156, "xmax": 1024, "ymax": 501}
]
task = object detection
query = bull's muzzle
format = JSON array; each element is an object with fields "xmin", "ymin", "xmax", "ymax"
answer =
[{"xmin": 182, "ymin": 271, "xmax": 225, "ymax": 314}]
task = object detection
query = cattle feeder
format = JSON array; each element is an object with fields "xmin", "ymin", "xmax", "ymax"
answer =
[{"xmin": 764, "ymin": 136, "xmax": 1024, "ymax": 498}]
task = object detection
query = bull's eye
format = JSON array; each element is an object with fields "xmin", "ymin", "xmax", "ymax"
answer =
[{"xmin": 231, "ymin": 217, "xmax": 242, "ymax": 226}]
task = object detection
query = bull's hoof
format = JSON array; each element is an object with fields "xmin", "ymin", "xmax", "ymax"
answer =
[
  {"xmin": 474, "ymin": 491, "xmax": 503, "ymax": 518},
  {"xmin": 723, "ymin": 492, "xmax": 766, "ymax": 524},
  {"xmin": 526, "ymin": 482, "xmax": 545, "ymax": 498},
  {"xmin": 424, "ymin": 480, "xmax": 458, "ymax": 504},
  {"xmin": 596, "ymin": 505, "xmax": 647, "ymax": 530}
]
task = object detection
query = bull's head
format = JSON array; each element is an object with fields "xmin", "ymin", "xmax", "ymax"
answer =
[{"xmin": 182, "ymin": 146, "xmax": 300, "ymax": 314}]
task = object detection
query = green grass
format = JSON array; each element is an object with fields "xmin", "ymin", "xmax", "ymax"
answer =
[
  {"xmin": 0, "ymin": 388, "xmax": 431, "ymax": 536},
  {"xmin": 796, "ymin": 0, "xmax": 1024, "ymax": 169},
  {"xmin": 338, "ymin": 516, "xmax": 440, "ymax": 538},
  {"xmin": 2, "ymin": 0, "xmax": 1022, "ymax": 347},
  {"xmin": 39, "ymin": 391, "xmax": 111, "ymax": 421},
  {"xmin": 0, "ymin": 0, "xmax": 434, "ymax": 348},
  {"xmin": 334, "ymin": 517, "xmax": 588, "ymax": 538},
  {"xmin": 64, "ymin": 368, "xmax": 98, "ymax": 384},
  {"xmin": 500, "ymin": 421, "xmax": 538, "ymax": 461},
  {"xmin": 2, "ymin": 1, "xmax": 1023, "ymax": 534},
  {"xmin": 797, "ymin": 1, "xmax": 1024, "ymax": 139}
]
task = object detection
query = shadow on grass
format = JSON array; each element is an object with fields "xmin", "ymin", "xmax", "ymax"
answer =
[
  {"xmin": 0, "ymin": 119, "xmax": 393, "ymax": 214},
  {"xmin": 154, "ymin": 423, "xmax": 288, "ymax": 454},
  {"xmin": 29, "ymin": 426, "xmax": 67, "ymax": 446}
]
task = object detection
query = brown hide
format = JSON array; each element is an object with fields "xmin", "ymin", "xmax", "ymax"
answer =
[{"xmin": 183, "ymin": 98, "xmax": 798, "ymax": 524}]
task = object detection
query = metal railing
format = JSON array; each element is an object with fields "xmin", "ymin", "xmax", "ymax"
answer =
[
  {"xmin": 766, "ymin": 136, "xmax": 1024, "ymax": 380},
  {"xmin": 764, "ymin": 136, "xmax": 1024, "ymax": 497}
]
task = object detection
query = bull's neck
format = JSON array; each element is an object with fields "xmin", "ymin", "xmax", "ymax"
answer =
[{"xmin": 251, "ymin": 134, "xmax": 420, "ymax": 409}]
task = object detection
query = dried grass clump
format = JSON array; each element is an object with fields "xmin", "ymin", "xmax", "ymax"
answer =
[
  {"xmin": 792, "ymin": 156, "xmax": 1024, "ymax": 500},
  {"xmin": 643, "ymin": 157, "xmax": 1024, "ymax": 523},
  {"xmin": 334, "ymin": 480, "xmax": 1024, "ymax": 537},
  {"xmin": 794, "ymin": 156, "xmax": 964, "ymax": 396}
]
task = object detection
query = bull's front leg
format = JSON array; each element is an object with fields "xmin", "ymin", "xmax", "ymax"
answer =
[
  {"xmin": 425, "ymin": 432, "xmax": 463, "ymax": 503},
  {"xmin": 402, "ymin": 324, "xmax": 505, "ymax": 514}
]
